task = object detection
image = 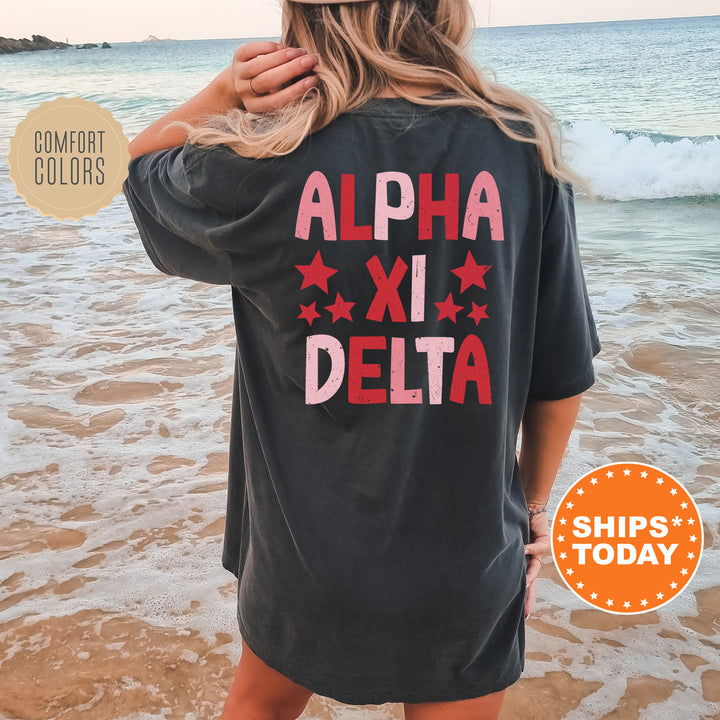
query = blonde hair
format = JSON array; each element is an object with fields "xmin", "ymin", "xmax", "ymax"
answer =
[{"xmin": 170, "ymin": 0, "xmax": 590, "ymax": 193}]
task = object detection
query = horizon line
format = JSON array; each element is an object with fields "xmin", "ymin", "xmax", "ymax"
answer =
[{"xmin": 9, "ymin": 12, "xmax": 717, "ymax": 45}]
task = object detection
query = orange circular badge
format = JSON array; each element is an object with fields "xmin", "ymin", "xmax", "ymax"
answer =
[{"xmin": 551, "ymin": 462, "xmax": 703, "ymax": 614}]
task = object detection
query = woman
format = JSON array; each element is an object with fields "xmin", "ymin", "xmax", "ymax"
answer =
[{"xmin": 122, "ymin": 0, "xmax": 601, "ymax": 718}]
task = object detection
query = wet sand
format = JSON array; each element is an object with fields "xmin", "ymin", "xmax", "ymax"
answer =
[{"xmin": 2, "ymin": 209, "xmax": 720, "ymax": 719}]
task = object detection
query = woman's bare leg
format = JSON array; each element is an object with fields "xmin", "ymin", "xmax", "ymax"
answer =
[
  {"xmin": 403, "ymin": 689, "xmax": 506, "ymax": 720},
  {"xmin": 220, "ymin": 638, "xmax": 314, "ymax": 720}
]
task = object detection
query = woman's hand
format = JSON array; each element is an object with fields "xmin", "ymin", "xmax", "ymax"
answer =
[
  {"xmin": 230, "ymin": 41, "xmax": 319, "ymax": 113},
  {"xmin": 523, "ymin": 508, "xmax": 551, "ymax": 620},
  {"xmin": 128, "ymin": 41, "xmax": 319, "ymax": 159}
]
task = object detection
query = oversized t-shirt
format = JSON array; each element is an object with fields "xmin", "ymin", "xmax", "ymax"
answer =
[{"xmin": 122, "ymin": 97, "xmax": 601, "ymax": 705}]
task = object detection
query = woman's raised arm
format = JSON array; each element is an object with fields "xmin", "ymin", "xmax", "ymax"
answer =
[{"xmin": 128, "ymin": 41, "xmax": 319, "ymax": 159}]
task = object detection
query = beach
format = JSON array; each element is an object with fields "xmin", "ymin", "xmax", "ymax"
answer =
[{"xmin": 2, "ymin": 16, "xmax": 720, "ymax": 720}]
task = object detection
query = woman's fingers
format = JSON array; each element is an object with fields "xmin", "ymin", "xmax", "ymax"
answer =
[
  {"xmin": 233, "ymin": 41, "xmax": 284, "ymax": 64},
  {"xmin": 524, "ymin": 553, "xmax": 542, "ymax": 619},
  {"xmin": 523, "ymin": 510, "xmax": 550, "ymax": 620},
  {"xmin": 524, "ymin": 577, "xmax": 537, "ymax": 619},
  {"xmin": 525, "ymin": 554, "xmax": 543, "ymax": 585},
  {"xmin": 524, "ymin": 512, "xmax": 551, "ymax": 558},
  {"xmin": 249, "ymin": 75, "xmax": 319, "ymax": 113},
  {"xmin": 238, "ymin": 46, "xmax": 311, "ymax": 81},
  {"xmin": 229, "ymin": 41, "xmax": 320, "ymax": 112},
  {"xmin": 247, "ymin": 53, "xmax": 320, "ymax": 96},
  {"xmin": 524, "ymin": 537, "xmax": 549, "ymax": 557}
]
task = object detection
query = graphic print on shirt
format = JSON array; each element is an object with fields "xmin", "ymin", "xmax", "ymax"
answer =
[{"xmin": 294, "ymin": 171, "xmax": 504, "ymax": 406}]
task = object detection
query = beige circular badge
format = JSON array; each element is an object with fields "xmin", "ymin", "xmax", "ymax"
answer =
[{"xmin": 8, "ymin": 96, "xmax": 130, "ymax": 220}]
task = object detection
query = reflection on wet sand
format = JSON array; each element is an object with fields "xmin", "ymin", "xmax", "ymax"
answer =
[
  {"xmin": 597, "ymin": 677, "xmax": 684, "ymax": 720},
  {"xmin": 0, "ymin": 611, "xmax": 235, "ymax": 720},
  {"xmin": 499, "ymin": 672, "xmax": 604, "ymax": 719},
  {"xmin": 679, "ymin": 587, "xmax": 720, "ymax": 637},
  {"xmin": 8, "ymin": 404, "xmax": 126, "ymax": 438}
]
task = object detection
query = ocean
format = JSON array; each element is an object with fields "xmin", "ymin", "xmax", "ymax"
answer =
[{"xmin": 1, "ymin": 14, "xmax": 719, "ymax": 720}]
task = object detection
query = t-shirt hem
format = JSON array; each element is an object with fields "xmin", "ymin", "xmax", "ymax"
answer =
[
  {"xmin": 222, "ymin": 553, "xmax": 239, "ymax": 578},
  {"xmin": 237, "ymin": 611, "xmax": 523, "ymax": 705}
]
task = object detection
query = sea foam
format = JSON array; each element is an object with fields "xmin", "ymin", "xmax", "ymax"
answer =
[{"xmin": 562, "ymin": 120, "xmax": 720, "ymax": 201}]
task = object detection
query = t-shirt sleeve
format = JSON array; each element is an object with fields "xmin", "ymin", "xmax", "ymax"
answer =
[
  {"xmin": 122, "ymin": 142, "xmax": 233, "ymax": 285},
  {"xmin": 527, "ymin": 177, "xmax": 601, "ymax": 401}
]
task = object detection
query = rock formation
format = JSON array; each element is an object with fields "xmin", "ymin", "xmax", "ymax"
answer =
[
  {"xmin": 0, "ymin": 35, "xmax": 70, "ymax": 54},
  {"xmin": 0, "ymin": 35, "xmax": 111, "ymax": 54}
]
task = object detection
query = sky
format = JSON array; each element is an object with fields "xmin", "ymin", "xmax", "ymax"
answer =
[{"xmin": 3, "ymin": 0, "xmax": 718, "ymax": 44}]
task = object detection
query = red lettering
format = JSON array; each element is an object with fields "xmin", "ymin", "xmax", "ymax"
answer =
[
  {"xmin": 340, "ymin": 174, "xmax": 373, "ymax": 240},
  {"xmin": 418, "ymin": 173, "xmax": 459, "ymax": 240},
  {"xmin": 348, "ymin": 336, "xmax": 387, "ymax": 404},
  {"xmin": 449, "ymin": 334, "xmax": 491, "ymax": 404},
  {"xmin": 365, "ymin": 255, "xmax": 408, "ymax": 322}
]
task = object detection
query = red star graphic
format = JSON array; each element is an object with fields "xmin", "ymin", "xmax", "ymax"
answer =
[
  {"xmin": 324, "ymin": 292, "xmax": 355, "ymax": 323},
  {"xmin": 295, "ymin": 251, "xmax": 338, "ymax": 293},
  {"xmin": 298, "ymin": 302, "xmax": 321, "ymax": 326},
  {"xmin": 435, "ymin": 293, "xmax": 463, "ymax": 323},
  {"xmin": 451, "ymin": 252, "xmax": 491, "ymax": 293},
  {"xmin": 468, "ymin": 302, "xmax": 489, "ymax": 325}
]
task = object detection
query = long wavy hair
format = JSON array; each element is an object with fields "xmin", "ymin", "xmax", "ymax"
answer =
[{"xmin": 170, "ymin": 0, "xmax": 589, "ymax": 192}]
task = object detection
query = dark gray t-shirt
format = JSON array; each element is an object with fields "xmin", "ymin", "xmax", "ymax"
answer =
[{"xmin": 122, "ymin": 97, "xmax": 601, "ymax": 704}]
